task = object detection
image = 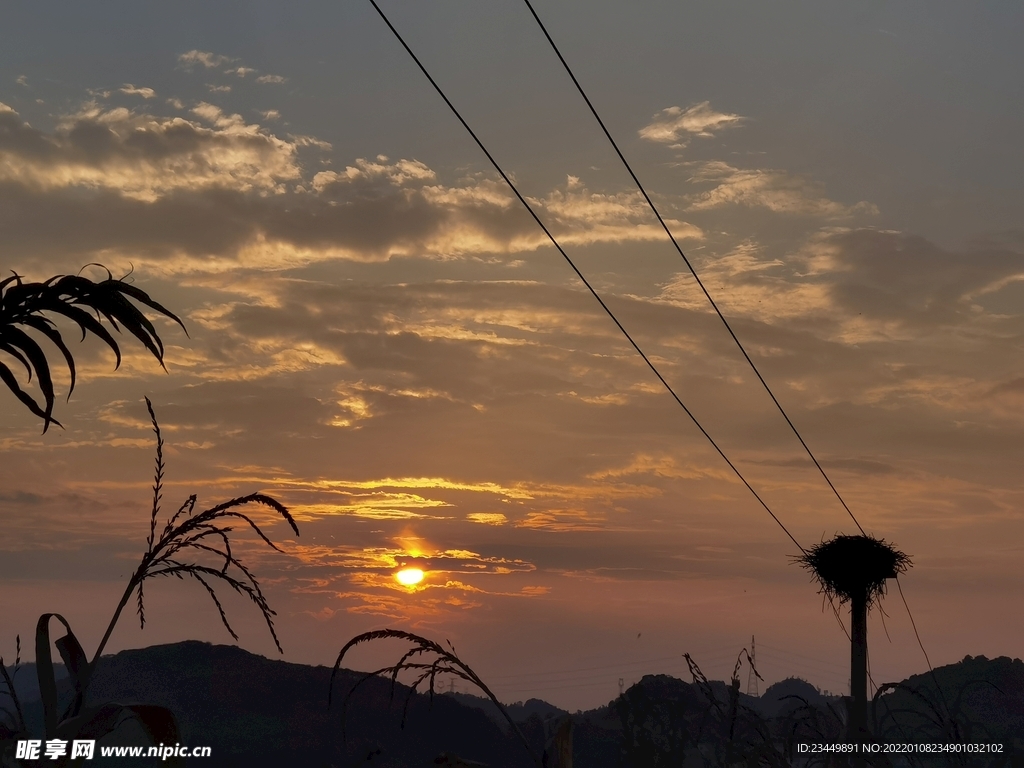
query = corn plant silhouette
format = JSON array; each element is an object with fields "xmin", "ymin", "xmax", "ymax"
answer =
[
  {"xmin": 797, "ymin": 534, "xmax": 910, "ymax": 748},
  {"xmin": 0, "ymin": 266, "xmax": 186, "ymax": 432},
  {"xmin": 0, "ymin": 398, "xmax": 298, "ymax": 767},
  {"xmin": 871, "ymin": 676, "xmax": 1008, "ymax": 768},
  {"xmin": 330, "ymin": 629, "xmax": 543, "ymax": 768}
]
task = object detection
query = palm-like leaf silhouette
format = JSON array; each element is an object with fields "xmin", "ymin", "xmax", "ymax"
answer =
[{"xmin": 0, "ymin": 266, "xmax": 186, "ymax": 431}]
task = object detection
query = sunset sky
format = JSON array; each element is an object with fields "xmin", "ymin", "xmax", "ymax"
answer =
[{"xmin": 3, "ymin": 1, "xmax": 1024, "ymax": 712}]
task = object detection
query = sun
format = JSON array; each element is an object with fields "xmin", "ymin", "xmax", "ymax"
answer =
[{"xmin": 395, "ymin": 568, "xmax": 425, "ymax": 586}]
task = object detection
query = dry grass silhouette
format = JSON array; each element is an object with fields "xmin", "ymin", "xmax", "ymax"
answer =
[
  {"xmin": 330, "ymin": 628, "xmax": 543, "ymax": 767},
  {"xmin": 98, "ymin": 397, "xmax": 299, "ymax": 658},
  {"xmin": 0, "ymin": 399, "xmax": 297, "ymax": 767}
]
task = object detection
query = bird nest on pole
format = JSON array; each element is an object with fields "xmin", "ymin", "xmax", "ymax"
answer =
[{"xmin": 797, "ymin": 534, "xmax": 911, "ymax": 608}]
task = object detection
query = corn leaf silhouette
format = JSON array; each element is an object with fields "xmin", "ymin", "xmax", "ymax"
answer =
[
  {"xmin": 0, "ymin": 637, "xmax": 24, "ymax": 740},
  {"xmin": 0, "ymin": 266, "xmax": 187, "ymax": 431},
  {"xmin": 20, "ymin": 615, "xmax": 184, "ymax": 767}
]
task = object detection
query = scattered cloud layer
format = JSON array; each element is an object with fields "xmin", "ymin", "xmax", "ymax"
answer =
[
  {"xmin": 0, "ymin": 103, "xmax": 702, "ymax": 272},
  {"xmin": 177, "ymin": 50, "xmax": 286, "ymax": 85},
  {"xmin": 178, "ymin": 50, "xmax": 234, "ymax": 69},
  {"xmin": 4, "ymin": 65, "xmax": 1024, "ymax": 705}
]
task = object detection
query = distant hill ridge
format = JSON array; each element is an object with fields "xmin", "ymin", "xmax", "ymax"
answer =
[{"xmin": 5, "ymin": 643, "xmax": 1024, "ymax": 765}]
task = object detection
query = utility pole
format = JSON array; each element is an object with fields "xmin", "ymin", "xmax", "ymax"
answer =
[
  {"xmin": 746, "ymin": 635, "xmax": 759, "ymax": 697},
  {"xmin": 618, "ymin": 678, "xmax": 624, "ymax": 697}
]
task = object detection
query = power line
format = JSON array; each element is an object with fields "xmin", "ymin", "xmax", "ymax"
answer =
[
  {"xmin": 365, "ymin": 4, "xmax": 936, "ymax": 721},
  {"xmin": 515, "ymin": 0, "xmax": 902, "ymax": 666},
  {"xmin": 895, "ymin": 576, "xmax": 955, "ymax": 723},
  {"xmin": 365, "ymin": 0, "xmax": 805, "ymax": 554},
  {"xmin": 896, "ymin": 577, "xmax": 934, "ymax": 673},
  {"xmin": 518, "ymin": 0, "xmax": 866, "ymax": 540}
]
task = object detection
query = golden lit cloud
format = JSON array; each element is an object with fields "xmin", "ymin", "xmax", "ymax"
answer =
[
  {"xmin": 313, "ymin": 155, "xmax": 436, "ymax": 187},
  {"xmin": 686, "ymin": 161, "xmax": 878, "ymax": 218},
  {"xmin": 119, "ymin": 84, "xmax": 156, "ymax": 99},
  {"xmin": 520, "ymin": 586, "xmax": 550, "ymax": 596},
  {"xmin": 0, "ymin": 102, "xmax": 311, "ymax": 201},
  {"xmin": 177, "ymin": 50, "xmax": 234, "ymax": 69},
  {"xmin": 467, "ymin": 512, "xmax": 508, "ymax": 525},
  {"xmin": 639, "ymin": 101, "xmax": 745, "ymax": 146},
  {"xmin": 289, "ymin": 504, "xmax": 430, "ymax": 521}
]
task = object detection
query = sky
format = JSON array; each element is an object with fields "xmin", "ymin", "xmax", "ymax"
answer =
[{"xmin": 2, "ymin": 0, "xmax": 1024, "ymax": 712}]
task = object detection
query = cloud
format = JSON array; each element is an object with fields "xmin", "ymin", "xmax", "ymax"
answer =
[
  {"xmin": 311, "ymin": 155, "xmax": 437, "ymax": 189},
  {"xmin": 755, "ymin": 456, "xmax": 898, "ymax": 476},
  {"xmin": 658, "ymin": 229, "xmax": 1024, "ymax": 345},
  {"xmin": 288, "ymin": 490, "xmax": 451, "ymax": 521},
  {"xmin": 207, "ymin": 84, "xmax": 232, "ymax": 93},
  {"xmin": 467, "ymin": 512, "xmax": 508, "ymax": 525},
  {"xmin": 589, "ymin": 453, "xmax": 731, "ymax": 482},
  {"xmin": 0, "ymin": 103, "xmax": 701, "ymax": 272},
  {"xmin": 816, "ymin": 229, "xmax": 1024, "ymax": 333},
  {"xmin": 657, "ymin": 240, "xmax": 839, "ymax": 324},
  {"xmin": 308, "ymin": 167, "xmax": 704, "ymax": 258},
  {"xmin": 517, "ymin": 509, "xmax": 607, "ymax": 532},
  {"xmin": 178, "ymin": 50, "xmax": 234, "ymax": 69},
  {"xmin": 256, "ymin": 74, "xmax": 287, "ymax": 84},
  {"xmin": 229, "ymin": 67, "xmax": 258, "ymax": 78},
  {"xmin": 639, "ymin": 101, "xmax": 744, "ymax": 146},
  {"xmin": 0, "ymin": 101, "xmax": 311, "ymax": 202},
  {"xmin": 533, "ymin": 177, "xmax": 703, "ymax": 247},
  {"xmin": 119, "ymin": 84, "xmax": 155, "ymax": 99},
  {"xmin": 685, "ymin": 161, "xmax": 878, "ymax": 217},
  {"xmin": 285, "ymin": 541, "xmax": 537, "ymax": 620}
]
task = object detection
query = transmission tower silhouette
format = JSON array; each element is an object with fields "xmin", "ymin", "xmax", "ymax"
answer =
[{"xmin": 746, "ymin": 635, "xmax": 759, "ymax": 697}]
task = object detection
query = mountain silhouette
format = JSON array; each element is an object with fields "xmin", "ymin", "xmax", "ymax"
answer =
[{"xmin": 6, "ymin": 644, "xmax": 1024, "ymax": 765}]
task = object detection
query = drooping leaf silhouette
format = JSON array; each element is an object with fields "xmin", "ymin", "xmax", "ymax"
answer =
[
  {"xmin": 9, "ymin": 614, "xmax": 186, "ymax": 767},
  {"xmin": 330, "ymin": 629, "xmax": 542, "ymax": 767},
  {"xmin": 0, "ymin": 266, "xmax": 187, "ymax": 431}
]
